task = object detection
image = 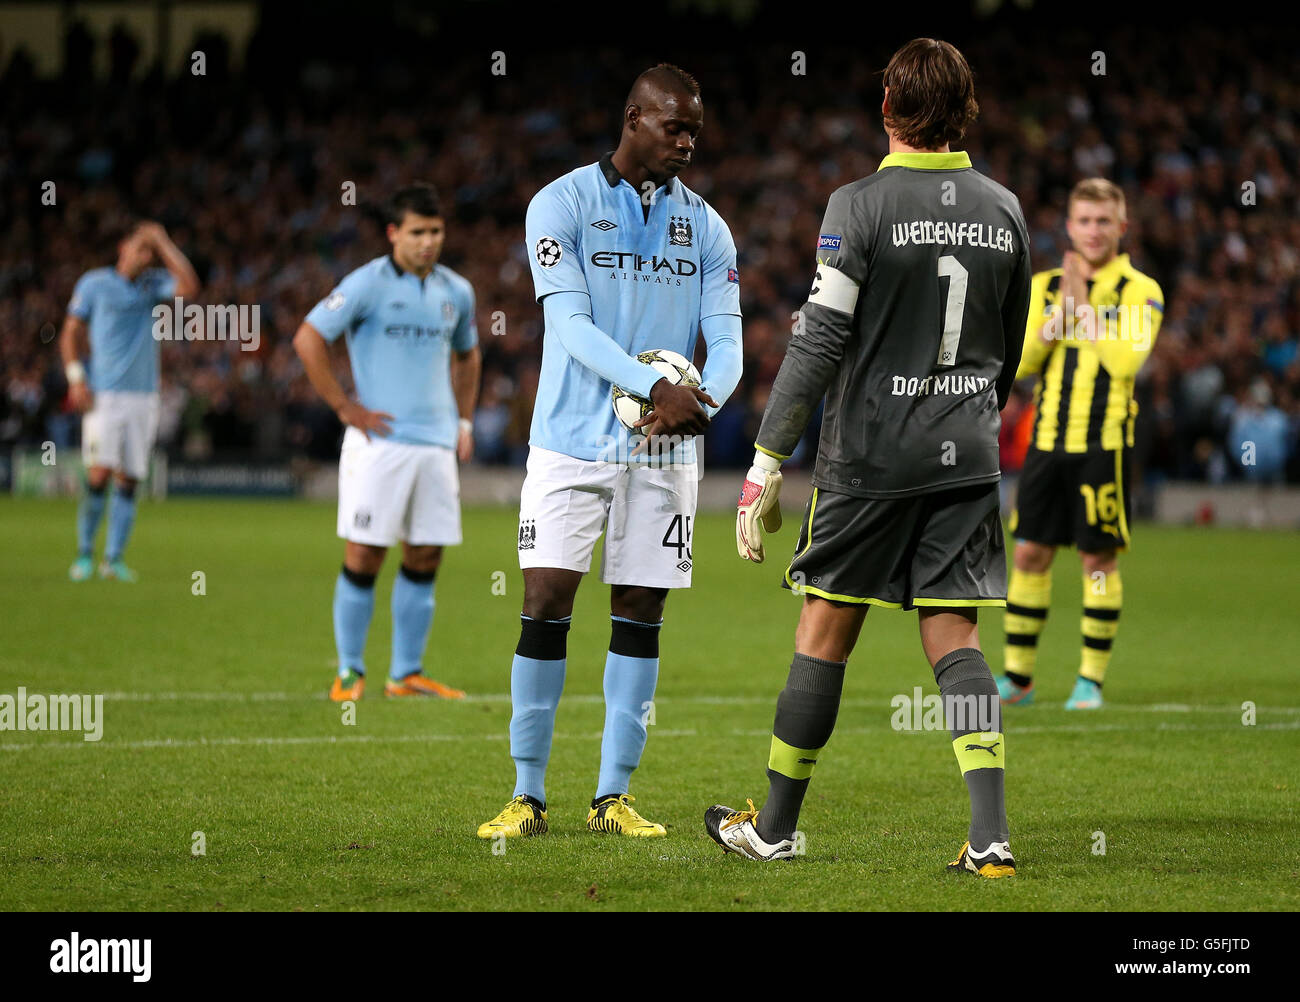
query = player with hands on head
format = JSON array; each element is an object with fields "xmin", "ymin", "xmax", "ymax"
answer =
[{"xmin": 63, "ymin": 219, "xmax": 200, "ymax": 582}]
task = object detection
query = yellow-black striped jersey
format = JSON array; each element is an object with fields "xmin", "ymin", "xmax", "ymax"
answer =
[{"xmin": 1016, "ymin": 253, "xmax": 1163, "ymax": 453}]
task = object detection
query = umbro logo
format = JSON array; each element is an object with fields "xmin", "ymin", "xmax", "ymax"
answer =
[
  {"xmin": 591, "ymin": 219, "xmax": 617, "ymax": 231},
  {"xmin": 797, "ymin": 757, "xmax": 817, "ymax": 765},
  {"xmin": 676, "ymin": 559, "xmax": 691, "ymax": 572}
]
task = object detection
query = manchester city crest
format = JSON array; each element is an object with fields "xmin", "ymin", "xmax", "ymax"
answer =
[{"xmin": 669, "ymin": 216, "xmax": 693, "ymax": 247}]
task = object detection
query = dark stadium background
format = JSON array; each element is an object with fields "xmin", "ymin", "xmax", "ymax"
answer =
[{"xmin": 3, "ymin": 0, "xmax": 1298, "ymax": 507}]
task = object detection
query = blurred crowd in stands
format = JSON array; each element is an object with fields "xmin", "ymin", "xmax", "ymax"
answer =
[{"xmin": 3, "ymin": 22, "xmax": 1298, "ymax": 490}]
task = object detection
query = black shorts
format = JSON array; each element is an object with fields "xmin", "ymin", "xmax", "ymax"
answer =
[
  {"xmin": 782, "ymin": 482, "xmax": 1006, "ymax": 611},
  {"xmin": 1010, "ymin": 446, "xmax": 1132, "ymax": 551}
]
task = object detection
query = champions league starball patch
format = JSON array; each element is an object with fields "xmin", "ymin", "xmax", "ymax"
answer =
[{"xmin": 535, "ymin": 237, "xmax": 563, "ymax": 268}]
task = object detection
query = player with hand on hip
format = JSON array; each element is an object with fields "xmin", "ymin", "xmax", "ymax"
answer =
[{"xmin": 294, "ymin": 183, "xmax": 480, "ymax": 702}]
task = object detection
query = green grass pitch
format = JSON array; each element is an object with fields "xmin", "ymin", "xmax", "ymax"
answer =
[{"xmin": 2, "ymin": 496, "xmax": 1297, "ymax": 911}]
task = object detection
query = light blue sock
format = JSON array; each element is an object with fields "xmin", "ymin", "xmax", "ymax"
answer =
[
  {"xmin": 595, "ymin": 616, "xmax": 662, "ymax": 799},
  {"xmin": 104, "ymin": 485, "xmax": 137, "ymax": 562},
  {"xmin": 390, "ymin": 565, "xmax": 436, "ymax": 682},
  {"xmin": 76, "ymin": 483, "xmax": 107, "ymax": 557},
  {"xmin": 333, "ymin": 568, "xmax": 376, "ymax": 677},
  {"xmin": 510, "ymin": 615, "xmax": 571, "ymax": 804}
]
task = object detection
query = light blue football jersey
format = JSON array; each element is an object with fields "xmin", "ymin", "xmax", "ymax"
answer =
[
  {"xmin": 525, "ymin": 153, "xmax": 741, "ymax": 461},
  {"xmin": 306, "ymin": 255, "xmax": 477, "ymax": 448},
  {"xmin": 67, "ymin": 267, "xmax": 176, "ymax": 392}
]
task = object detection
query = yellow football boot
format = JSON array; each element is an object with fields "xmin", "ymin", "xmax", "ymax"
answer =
[
  {"xmin": 586, "ymin": 794, "xmax": 666, "ymax": 837},
  {"xmin": 477, "ymin": 795, "xmax": 548, "ymax": 839}
]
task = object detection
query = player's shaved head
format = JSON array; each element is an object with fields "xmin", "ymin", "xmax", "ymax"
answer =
[
  {"xmin": 615, "ymin": 63, "xmax": 703, "ymax": 189},
  {"xmin": 624, "ymin": 64, "xmax": 700, "ymax": 114}
]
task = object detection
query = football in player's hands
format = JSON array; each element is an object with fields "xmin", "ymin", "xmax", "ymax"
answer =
[{"xmin": 612, "ymin": 348, "xmax": 706, "ymax": 434}]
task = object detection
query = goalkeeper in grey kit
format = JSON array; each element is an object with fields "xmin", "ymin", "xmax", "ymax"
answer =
[{"xmin": 705, "ymin": 38, "xmax": 1032, "ymax": 875}]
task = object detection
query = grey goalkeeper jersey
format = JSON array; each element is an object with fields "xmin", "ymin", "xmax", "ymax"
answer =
[{"xmin": 757, "ymin": 151, "xmax": 1031, "ymax": 498}]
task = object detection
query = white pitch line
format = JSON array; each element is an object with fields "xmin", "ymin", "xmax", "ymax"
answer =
[
  {"xmin": 2, "ymin": 720, "xmax": 1296, "ymax": 754},
  {"xmin": 0, "ymin": 728, "xmax": 698, "ymax": 754},
  {"xmin": 87, "ymin": 691, "xmax": 1300, "ymax": 714}
]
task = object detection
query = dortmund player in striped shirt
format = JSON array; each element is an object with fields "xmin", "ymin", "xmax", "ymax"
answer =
[{"xmin": 998, "ymin": 179, "xmax": 1164, "ymax": 710}]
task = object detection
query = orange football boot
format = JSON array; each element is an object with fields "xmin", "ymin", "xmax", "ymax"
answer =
[
  {"xmin": 384, "ymin": 674, "xmax": 466, "ymax": 699},
  {"xmin": 329, "ymin": 670, "xmax": 365, "ymax": 702}
]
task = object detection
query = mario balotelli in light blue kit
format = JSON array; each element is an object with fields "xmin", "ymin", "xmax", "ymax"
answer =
[{"xmin": 477, "ymin": 64, "xmax": 744, "ymax": 840}]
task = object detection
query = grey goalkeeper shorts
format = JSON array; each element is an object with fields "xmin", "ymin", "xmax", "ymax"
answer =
[{"xmin": 782, "ymin": 481, "xmax": 1006, "ymax": 611}]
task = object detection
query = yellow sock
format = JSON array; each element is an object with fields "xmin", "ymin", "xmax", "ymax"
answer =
[
  {"xmin": 1080, "ymin": 569, "xmax": 1122, "ymax": 684},
  {"xmin": 1004, "ymin": 569, "xmax": 1051, "ymax": 679}
]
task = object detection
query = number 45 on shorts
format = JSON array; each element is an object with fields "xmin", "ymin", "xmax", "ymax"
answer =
[{"xmin": 662, "ymin": 514, "xmax": 692, "ymax": 572}]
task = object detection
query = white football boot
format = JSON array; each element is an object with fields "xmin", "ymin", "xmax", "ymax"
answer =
[
  {"xmin": 704, "ymin": 799, "xmax": 797, "ymax": 861},
  {"xmin": 948, "ymin": 839, "xmax": 1016, "ymax": 877}
]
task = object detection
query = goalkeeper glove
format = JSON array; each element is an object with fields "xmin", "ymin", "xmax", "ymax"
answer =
[{"xmin": 736, "ymin": 450, "xmax": 783, "ymax": 562}]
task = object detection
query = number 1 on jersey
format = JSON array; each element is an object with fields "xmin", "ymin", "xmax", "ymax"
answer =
[{"xmin": 936, "ymin": 254, "xmax": 968, "ymax": 367}]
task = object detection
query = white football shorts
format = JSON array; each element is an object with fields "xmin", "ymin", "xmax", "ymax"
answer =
[
  {"xmin": 517, "ymin": 445, "xmax": 699, "ymax": 589},
  {"xmin": 81, "ymin": 390, "xmax": 160, "ymax": 480},
  {"xmin": 337, "ymin": 427, "xmax": 462, "ymax": 547}
]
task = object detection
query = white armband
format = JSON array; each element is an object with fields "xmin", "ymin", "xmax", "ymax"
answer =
[
  {"xmin": 66, "ymin": 360, "xmax": 86, "ymax": 385},
  {"xmin": 459, "ymin": 418, "xmax": 473, "ymax": 434},
  {"xmin": 808, "ymin": 264, "xmax": 860, "ymax": 315}
]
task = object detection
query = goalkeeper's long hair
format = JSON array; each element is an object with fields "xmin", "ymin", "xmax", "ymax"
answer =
[{"xmin": 881, "ymin": 38, "xmax": 979, "ymax": 151}]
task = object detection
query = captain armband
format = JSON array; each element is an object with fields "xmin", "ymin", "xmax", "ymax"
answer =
[{"xmin": 807, "ymin": 264, "xmax": 860, "ymax": 315}]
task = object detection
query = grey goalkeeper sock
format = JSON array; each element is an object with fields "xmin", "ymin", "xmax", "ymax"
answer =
[
  {"xmin": 933, "ymin": 647, "xmax": 1008, "ymax": 851},
  {"xmin": 756, "ymin": 652, "xmax": 846, "ymax": 844}
]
